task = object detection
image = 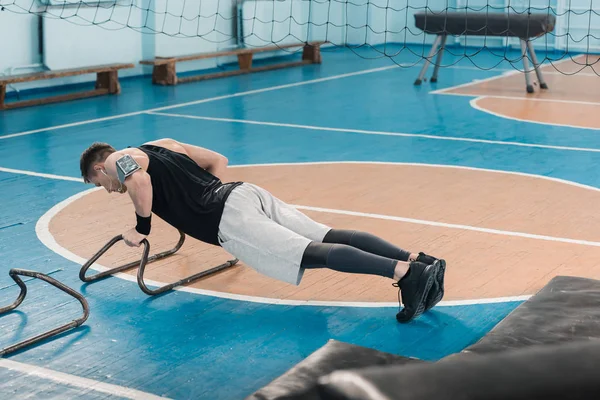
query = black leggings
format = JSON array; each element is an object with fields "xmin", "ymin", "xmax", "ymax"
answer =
[{"xmin": 300, "ymin": 229, "xmax": 412, "ymax": 279}]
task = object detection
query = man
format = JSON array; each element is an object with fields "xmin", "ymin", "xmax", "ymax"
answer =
[{"xmin": 79, "ymin": 138, "xmax": 446, "ymax": 322}]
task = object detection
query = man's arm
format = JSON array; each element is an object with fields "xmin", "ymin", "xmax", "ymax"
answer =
[
  {"xmin": 105, "ymin": 153, "xmax": 153, "ymax": 246},
  {"xmin": 123, "ymin": 170, "xmax": 153, "ymax": 218},
  {"xmin": 105, "ymin": 153, "xmax": 153, "ymax": 217}
]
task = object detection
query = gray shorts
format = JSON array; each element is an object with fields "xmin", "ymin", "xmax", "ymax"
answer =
[{"xmin": 217, "ymin": 183, "xmax": 331, "ymax": 285}]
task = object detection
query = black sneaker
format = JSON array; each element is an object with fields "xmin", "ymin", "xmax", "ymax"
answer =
[
  {"xmin": 394, "ymin": 260, "xmax": 439, "ymax": 323},
  {"xmin": 416, "ymin": 252, "xmax": 446, "ymax": 310}
]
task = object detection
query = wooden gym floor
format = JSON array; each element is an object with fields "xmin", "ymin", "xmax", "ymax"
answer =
[{"xmin": 1, "ymin": 44, "xmax": 599, "ymax": 399}]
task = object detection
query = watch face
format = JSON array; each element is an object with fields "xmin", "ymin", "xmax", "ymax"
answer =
[{"xmin": 117, "ymin": 154, "xmax": 140, "ymax": 174}]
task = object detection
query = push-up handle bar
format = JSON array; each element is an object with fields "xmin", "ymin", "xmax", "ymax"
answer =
[
  {"xmin": 79, "ymin": 230, "xmax": 238, "ymax": 295},
  {"xmin": 0, "ymin": 269, "xmax": 90, "ymax": 357}
]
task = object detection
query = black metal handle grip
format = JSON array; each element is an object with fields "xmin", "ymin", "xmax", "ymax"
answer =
[
  {"xmin": 79, "ymin": 230, "xmax": 185, "ymax": 283},
  {"xmin": 137, "ymin": 252, "xmax": 239, "ymax": 295},
  {"xmin": 79, "ymin": 230, "xmax": 237, "ymax": 296},
  {"xmin": 0, "ymin": 269, "xmax": 90, "ymax": 357}
]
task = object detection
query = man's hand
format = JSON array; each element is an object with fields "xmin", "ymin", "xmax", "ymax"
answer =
[{"xmin": 122, "ymin": 228, "xmax": 147, "ymax": 247}]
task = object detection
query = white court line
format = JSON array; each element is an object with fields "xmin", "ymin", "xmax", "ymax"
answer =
[
  {"xmin": 2, "ymin": 60, "xmax": 574, "ymax": 141},
  {"xmin": 147, "ymin": 112, "xmax": 600, "ymax": 153},
  {"xmin": 429, "ymin": 70, "xmax": 520, "ymax": 94},
  {"xmin": 0, "ymin": 359, "xmax": 170, "ymax": 400},
  {"xmin": 438, "ymin": 92, "xmax": 600, "ymax": 106},
  {"xmin": 34, "ymin": 187, "xmax": 532, "ymax": 307},
  {"xmin": 545, "ymin": 71, "xmax": 599, "ymax": 77},
  {"xmin": 5, "ymin": 159, "xmax": 600, "ymax": 192},
  {"xmin": 294, "ymin": 204, "xmax": 600, "ymax": 248},
  {"xmin": 403, "ymin": 63, "xmax": 513, "ymax": 73},
  {"xmin": 34, "ymin": 162, "xmax": 600, "ymax": 307},
  {"xmin": 469, "ymin": 96, "xmax": 600, "ymax": 131},
  {"xmin": 0, "ymin": 167, "xmax": 83, "ymax": 182},
  {"xmin": 0, "ymin": 111, "xmax": 147, "ymax": 140},
  {"xmin": 430, "ymin": 55, "xmax": 587, "ymax": 96},
  {"xmin": 0, "ymin": 64, "xmax": 401, "ymax": 140},
  {"xmin": 426, "ymin": 67, "xmax": 598, "ymax": 76}
]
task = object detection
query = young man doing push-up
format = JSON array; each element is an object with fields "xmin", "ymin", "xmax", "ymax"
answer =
[{"xmin": 79, "ymin": 138, "xmax": 446, "ymax": 322}]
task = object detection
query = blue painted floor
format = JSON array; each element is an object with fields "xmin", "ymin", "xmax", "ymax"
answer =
[
  {"xmin": 0, "ymin": 364, "xmax": 136, "ymax": 399},
  {"xmin": 0, "ymin": 44, "xmax": 595, "ymax": 399}
]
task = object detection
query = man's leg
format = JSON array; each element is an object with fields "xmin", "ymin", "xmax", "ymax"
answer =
[
  {"xmin": 321, "ymin": 229, "xmax": 446, "ymax": 310},
  {"xmin": 225, "ymin": 183, "xmax": 440, "ymax": 322},
  {"xmin": 323, "ymin": 229, "xmax": 413, "ymax": 261},
  {"xmin": 240, "ymin": 183, "xmax": 332, "ymax": 242},
  {"xmin": 300, "ymin": 241, "xmax": 440, "ymax": 323}
]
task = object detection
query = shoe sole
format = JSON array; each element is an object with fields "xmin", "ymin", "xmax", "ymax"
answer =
[
  {"xmin": 396, "ymin": 262, "xmax": 438, "ymax": 323},
  {"xmin": 426, "ymin": 259, "xmax": 446, "ymax": 311}
]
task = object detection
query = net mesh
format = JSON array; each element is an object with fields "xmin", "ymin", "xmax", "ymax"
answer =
[{"xmin": 1, "ymin": 0, "xmax": 599, "ymax": 75}]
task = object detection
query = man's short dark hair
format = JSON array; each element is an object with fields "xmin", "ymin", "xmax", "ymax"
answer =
[{"xmin": 80, "ymin": 142, "xmax": 116, "ymax": 183}]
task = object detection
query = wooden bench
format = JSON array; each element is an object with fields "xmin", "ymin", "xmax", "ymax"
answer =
[
  {"xmin": 0, "ymin": 63, "xmax": 135, "ymax": 110},
  {"xmin": 140, "ymin": 41, "xmax": 325, "ymax": 85}
]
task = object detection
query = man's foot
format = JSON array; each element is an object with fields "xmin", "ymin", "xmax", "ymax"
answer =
[
  {"xmin": 416, "ymin": 252, "xmax": 446, "ymax": 310},
  {"xmin": 394, "ymin": 260, "xmax": 439, "ymax": 323}
]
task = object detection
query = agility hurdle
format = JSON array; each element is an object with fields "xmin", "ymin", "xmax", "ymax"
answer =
[
  {"xmin": 79, "ymin": 230, "xmax": 239, "ymax": 295},
  {"xmin": 0, "ymin": 269, "xmax": 90, "ymax": 357}
]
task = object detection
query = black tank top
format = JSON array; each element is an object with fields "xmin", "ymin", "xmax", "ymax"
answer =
[{"xmin": 138, "ymin": 144, "xmax": 242, "ymax": 246}]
